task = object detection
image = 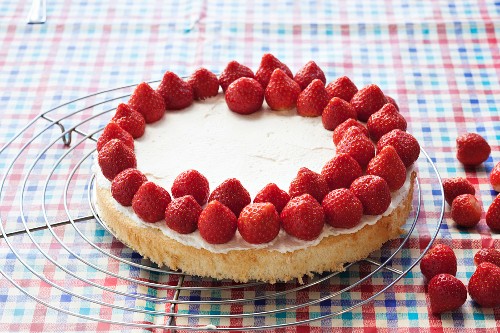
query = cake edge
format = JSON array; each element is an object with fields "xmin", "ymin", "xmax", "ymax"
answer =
[{"xmin": 95, "ymin": 171, "xmax": 416, "ymax": 284}]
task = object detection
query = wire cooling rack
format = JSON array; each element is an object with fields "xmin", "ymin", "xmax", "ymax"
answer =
[{"xmin": 0, "ymin": 82, "xmax": 444, "ymax": 331}]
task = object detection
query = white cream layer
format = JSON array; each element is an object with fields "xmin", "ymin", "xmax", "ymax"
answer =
[{"xmin": 94, "ymin": 94, "xmax": 413, "ymax": 253}]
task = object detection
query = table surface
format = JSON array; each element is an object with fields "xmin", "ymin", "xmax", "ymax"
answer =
[{"xmin": 0, "ymin": 0, "xmax": 499, "ymax": 332}]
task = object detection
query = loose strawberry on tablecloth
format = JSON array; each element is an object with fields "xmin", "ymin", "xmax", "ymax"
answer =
[
  {"xmin": 111, "ymin": 103, "xmax": 146, "ymax": 139},
  {"xmin": 98, "ymin": 139, "xmax": 137, "ymax": 181},
  {"xmin": 450, "ymin": 194, "xmax": 482, "ymax": 228},
  {"xmin": 280, "ymin": 194, "xmax": 325, "ymax": 241},
  {"xmin": 265, "ymin": 68, "xmax": 301, "ymax": 111},
  {"xmin": 198, "ymin": 200, "xmax": 237, "ymax": 244},
  {"xmin": 442, "ymin": 177, "xmax": 476, "ymax": 206},
  {"xmin": 225, "ymin": 77, "xmax": 264, "ymax": 115},
  {"xmin": 132, "ymin": 181, "xmax": 171, "ymax": 223},
  {"xmin": 468, "ymin": 262, "xmax": 500, "ymax": 308},
  {"xmin": 474, "ymin": 248, "xmax": 500, "ymax": 267},
  {"xmin": 253, "ymin": 183, "xmax": 290, "ymax": 214},
  {"xmin": 350, "ymin": 84, "xmax": 388, "ymax": 122},
  {"xmin": 486, "ymin": 194, "xmax": 500, "ymax": 232},
  {"xmin": 321, "ymin": 153, "xmax": 363, "ymax": 190},
  {"xmin": 428, "ymin": 274, "xmax": 467, "ymax": 314},
  {"xmin": 187, "ymin": 67, "xmax": 220, "ymax": 100},
  {"xmin": 419, "ymin": 243, "xmax": 457, "ymax": 281},
  {"xmin": 455, "ymin": 132, "xmax": 491, "ymax": 167},
  {"xmin": 209, "ymin": 178, "xmax": 251, "ymax": 216},
  {"xmin": 165, "ymin": 195, "xmax": 202, "ymax": 234},
  {"xmin": 237, "ymin": 202, "xmax": 281, "ymax": 244},
  {"xmin": 321, "ymin": 97, "xmax": 357, "ymax": 131},
  {"xmin": 325, "ymin": 76, "xmax": 358, "ymax": 102},
  {"xmin": 332, "ymin": 118, "xmax": 369, "ymax": 145},
  {"xmin": 322, "ymin": 188, "xmax": 363, "ymax": 229},
  {"xmin": 128, "ymin": 82, "xmax": 165, "ymax": 123},
  {"xmin": 489, "ymin": 161, "xmax": 500, "ymax": 192},
  {"xmin": 218, "ymin": 60, "xmax": 255, "ymax": 92},
  {"xmin": 293, "ymin": 60, "xmax": 326, "ymax": 90},
  {"xmin": 255, "ymin": 53, "xmax": 293, "ymax": 89},
  {"xmin": 96, "ymin": 122, "xmax": 135, "ymax": 152},
  {"xmin": 171, "ymin": 169, "xmax": 210, "ymax": 206},
  {"xmin": 157, "ymin": 71, "xmax": 194, "ymax": 110}
]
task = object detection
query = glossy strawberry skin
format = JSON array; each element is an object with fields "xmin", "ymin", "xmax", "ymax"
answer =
[
  {"xmin": 336, "ymin": 128, "xmax": 376, "ymax": 168},
  {"xmin": 208, "ymin": 178, "xmax": 251, "ymax": 216},
  {"xmin": 376, "ymin": 129, "xmax": 420, "ymax": 168},
  {"xmin": 187, "ymin": 67, "xmax": 220, "ymax": 100},
  {"xmin": 442, "ymin": 177, "xmax": 476, "ymax": 206},
  {"xmin": 468, "ymin": 262, "xmax": 500, "ymax": 308},
  {"xmin": 321, "ymin": 97, "xmax": 357, "ymax": 131},
  {"xmin": 198, "ymin": 200, "xmax": 237, "ymax": 244},
  {"xmin": 128, "ymin": 82, "xmax": 166, "ymax": 123},
  {"xmin": 322, "ymin": 188, "xmax": 363, "ymax": 229},
  {"xmin": 325, "ymin": 76, "xmax": 358, "ymax": 102},
  {"xmin": 474, "ymin": 248, "xmax": 500, "ymax": 267},
  {"xmin": 332, "ymin": 118, "xmax": 369, "ymax": 145},
  {"xmin": 218, "ymin": 60, "xmax": 255, "ymax": 92},
  {"xmin": 111, "ymin": 168, "xmax": 147, "ymax": 206},
  {"xmin": 289, "ymin": 167, "xmax": 330, "ymax": 203},
  {"xmin": 164, "ymin": 195, "xmax": 202, "ymax": 234},
  {"xmin": 237, "ymin": 202, "xmax": 281, "ymax": 244},
  {"xmin": 225, "ymin": 77, "xmax": 264, "ymax": 115},
  {"xmin": 265, "ymin": 68, "xmax": 301, "ymax": 111},
  {"xmin": 385, "ymin": 95, "xmax": 399, "ymax": 111},
  {"xmin": 98, "ymin": 139, "xmax": 137, "ymax": 181},
  {"xmin": 296, "ymin": 79, "xmax": 330, "ymax": 117},
  {"xmin": 96, "ymin": 122, "xmax": 135, "ymax": 152},
  {"xmin": 293, "ymin": 60, "xmax": 326, "ymax": 90},
  {"xmin": 111, "ymin": 103, "xmax": 146, "ymax": 139},
  {"xmin": 171, "ymin": 169, "xmax": 210, "ymax": 206},
  {"xmin": 367, "ymin": 103, "xmax": 407, "ymax": 142},
  {"xmin": 366, "ymin": 145, "xmax": 407, "ymax": 191},
  {"xmin": 253, "ymin": 183, "xmax": 290, "ymax": 213},
  {"xmin": 450, "ymin": 194, "xmax": 482, "ymax": 228},
  {"xmin": 321, "ymin": 154, "xmax": 363, "ymax": 190},
  {"xmin": 490, "ymin": 162, "xmax": 500, "ymax": 192},
  {"xmin": 132, "ymin": 181, "xmax": 172, "ymax": 223},
  {"xmin": 350, "ymin": 84, "xmax": 388, "ymax": 122},
  {"xmin": 428, "ymin": 274, "xmax": 467, "ymax": 314},
  {"xmin": 350, "ymin": 175, "xmax": 391, "ymax": 215},
  {"xmin": 280, "ymin": 194, "xmax": 325, "ymax": 241},
  {"xmin": 157, "ymin": 71, "xmax": 194, "ymax": 110},
  {"xmin": 456, "ymin": 133, "xmax": 491, "ymax": 166},
  {"xmin": 419, "ymin": 243, "xmax": 457, "ymax": 281},
  {"xmin": 255, "ymin": 53, "xmax": 293, "ymax": 89},
  {"xmin": 486, "ymin": 194, "xmax": 500, "ymax": 232}
]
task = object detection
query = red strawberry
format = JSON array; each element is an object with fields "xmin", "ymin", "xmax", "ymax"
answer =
[
  {"xmin": 218, "ymin": 60, "xmax": 255, "ymax": 92},
  {"xmin": 337, "ymin": 128, "xmax": 375, "ymax": 168},
  {"xmin": 456, "ymin": 133, "xmax": 491, "ymax": 166},
  {"xmin": 442, "ymin": 177, "xmax": 476, "ymax": 206},
  {"xmin": 321, "ymin": 153, "xmax": 363, "ymax": 190},
  {"xmin": 350, "ymin": 84, "xmax": 388, "ymax": 122},
  {"xmin": 98, "ymin": 139, "xmax": 137, "ymax": 181},
  {"xmin": 293, "ymin": 60, "xmax": 326, "ymax": 90},
  {"xmin": 366, "ymin": 145, "xmax": 407, "ymax": 191},
  {"xmin": 111, "ymin": 103, "xmax": 146, "ymax": 139},
  {"xmin": 321, "ymin": 97, "xmax": 357, "ymax": 131},
  {"xmin": 325, "ymin": 76, "xmax": 358, "ymax": 102},
  {"xmin": 451, "ymin": 194, "xmax": 482, "ymax": 228},
  {"xmin": 468, "ymin": 262, "xmax": 500, "ymax": 308},
  {"xmin": 474, "ymin": 248, "xmax": 500, "ymax": 267},
  {"xmin": 385, "ymin": 95, "xmax": 399, "ymax": 111},
  {"xmin": 225, "ymin": 77, "xmax": 264, "ymax": 115},
  {"xmin": 187, "ymin": 67, "xmax": 220, "ymax": 100},
  {"xmin": 132, "ymin": 181, "xmax": 172, "ymax": 223},
  {"xmin": 265, "ymin": 68, "xmax": 301, "ymax": 111},
  {"xmin": 322, "ymin": 188, "xmax": 363, "ymax": 229},
  {"xmin": 280, "ymin": 194, "xmax": 325, "ymax": 241},
  {"xmin": 486, "ymin": 194, "xmax": 500, "ymax": 232},
  {"xmin": 198, "ymin": 200, "xmax": 237, "ymax": 244},
  {"xmin": 489, "ymin": 161, "xmax": 500, "ymax": 192},
  {"xmin": 296, "ymin": 79, "xmax": 330, "ymax": 117},
  {"xmin": 350, "ymin": 175, "xmax": 391, "ymax": 215},
  {"xmin": 157, "ymin": 71, "xmax": 194, "ymax": 110},
  {"xmin": 332, "ymin": 118, "xmax": 369, "ymax": 145},
  {"xmin": 377, "ymin": 129, "xmax": 420, "ymax": 168},
  {"xmin": 428, "ymin": 274, "xmax": 467, "ymax": 314},
  {"xmin": 419, "ymin": 243, "xmax": 457, "ymax": 281},
  {"xmin": 255, "ymin": 53, "xmax": 293, "ymax": 88},
  {"xmin": 111, "ymin": 168, "xmax": 147, "ymax": 206},
  {"xmin": 128, "ymin": 82, "xmax": 165, "ymax": 123},
  {"xmin": 367, "ymin": 103, "xmax": 407, "ymax": 142},
  {"xmin": 96, "ymin": 122, "xmax": 134, "ymax": 152},
  {"xmin": 237, "ymin": 202, "xmax": 281, "ymax": 244},
  {"xmin": 171, "ymin": 169, "xmax": 210, "ymax": 206},
  {"xmin": 164, "ymin": 195, "xmax": 202, "ymax": 234},
  {"xmin": 253, "ymin": 183, "xmax": 290, "ymax": 213},
  {"xmin": 209, "ymin": 178, "xmax": 251, "ymax": 216},
  {"xmin": 289, "ymin": 167, "xmax": 330, "ymax": 203}
]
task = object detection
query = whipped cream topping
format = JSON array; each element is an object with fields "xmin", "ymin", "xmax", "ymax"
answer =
[{"xmin": 93, "ymin": 94, "xmax": 413, "ymax": 254}]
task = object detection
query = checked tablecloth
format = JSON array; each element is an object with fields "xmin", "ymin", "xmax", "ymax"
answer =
[{"xmin": 0, "ymin": 0, "xmax": 499, "ymax": 332}]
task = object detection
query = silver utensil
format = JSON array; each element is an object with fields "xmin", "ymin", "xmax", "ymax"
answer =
[{"xmin": 27, "ymin": 0, "xmax": 46, "ymax": 24}]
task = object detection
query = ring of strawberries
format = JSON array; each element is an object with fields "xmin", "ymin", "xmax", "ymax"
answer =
[{"xmin": 97, "ymin": 53, "xmax": 420, "ymax": 246}]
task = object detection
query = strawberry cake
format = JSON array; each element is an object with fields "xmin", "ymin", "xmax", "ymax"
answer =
[{"xmin": 93, "ymin": 54, "xmax": 419, "ymax": 283}]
